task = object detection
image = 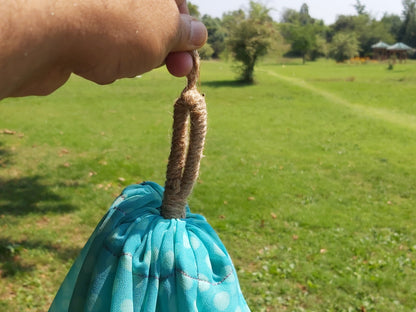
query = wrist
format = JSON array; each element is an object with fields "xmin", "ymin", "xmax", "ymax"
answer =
[{"xmin": 0, "ymin": 0, "xmax": 73, "ymax": 97}]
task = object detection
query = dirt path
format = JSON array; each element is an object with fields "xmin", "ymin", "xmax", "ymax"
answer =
[{"xmin": 262, "ymin": 69, "xmax": 416, "ymax": 132}]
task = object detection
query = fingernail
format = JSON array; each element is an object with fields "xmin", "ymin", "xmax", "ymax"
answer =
[{"xmin": 190, "ymin": 20, "xmax": 207, "ymax": 47}]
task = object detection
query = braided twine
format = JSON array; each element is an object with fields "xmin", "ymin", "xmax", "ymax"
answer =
[{"xmin": 161, "ymin": 51, "xmax": 207, "ymax": 219}]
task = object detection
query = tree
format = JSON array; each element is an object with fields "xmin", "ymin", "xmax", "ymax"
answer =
[
  {"xmin": 226, "ymin": 1, "xmax": 274, "ymax": 83},
  {"xmin": 280, "ymin": 8, "xmax": 300, "ymax": 24},
  {"xmin": 198, "ymin": 43, "xmax": 214, "ymax": 59},
  {"xmin": 280, "ymin": 4, "xmax": 327, "ymax": 63},
  {"xmin": 299, "ymin": 3, "xmax": 312, "ymax": 25},
  {"xmin": 201, "ymin": 15, "xmax": 226, "ymax": 58},
  {"xmin": 283, "ymin": 24, "xmax": 317, "ymax": 63},
  {"xmin": 354, "ymin": 0, "xmax": 367, "ymax": 15},
  {"xmin": 268, "ymin": 23, "xmax": 291, "ymax": 58},
  {"xmin": 312, "ymin": 35, "xmax": 330, "ymax": 59},
  {"xmin": 330, "ymin": 32, "xmax": 360, "ymax": 62},
  {"xmin": 361, "ymin": 19, "xmax": 395, "ymax": 53},
  {"xmin": 331, "ymin": 13, "xmax": 395, "ymax": 56},
  {"xmin": 381, "ymin": 14, "xmax": 403, "ymax": 41},
  {"xmin": 187, "ymin": 1, "xmax": 201, "ymax": 19},
  {"xmin": 399, "ymin": 0, "xmax": 416, "ymax": 48}
]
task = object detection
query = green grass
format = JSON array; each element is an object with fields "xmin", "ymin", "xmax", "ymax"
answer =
[{"xmin": 1, "ymin": 59, "xmax": 416, "ymax": 311}]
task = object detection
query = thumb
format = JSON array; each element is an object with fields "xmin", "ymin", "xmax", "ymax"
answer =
[{"xmin": 171, "ymin": 14, "xmax": 207, "ymax": 52}]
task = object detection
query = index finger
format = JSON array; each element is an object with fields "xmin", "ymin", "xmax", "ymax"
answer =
[{"xmin": 175, "ymin": 0, "xmax": 189, "ymax": 14}]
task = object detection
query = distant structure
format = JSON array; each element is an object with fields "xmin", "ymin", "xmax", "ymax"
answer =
[
  {"xmin": 371, "ymin": 41, "xmax": 390, "ymax": 61},
  {"xmin": 387, "ymin": 42, "xmax": 413, "ymax": 63},
  {"xmin": 371, "ymin": 41, "xmax": 414, "ymax": 63}
]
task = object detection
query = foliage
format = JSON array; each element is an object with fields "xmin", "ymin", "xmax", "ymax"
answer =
[
  {"xmin": 361, "ymin": 17, "xmax": 396, "ymax": 55},
  {"xmin": 381, "ymin": 13, "xmax": 403, "ymax": 41},
  {"xmin": 280, "ymin": 4, "xmax": 328, "ymax": 63},
  {"xmin": 190, "ymin": 0, "xmax": 412, "ymax": 63},
  {"xmin": 265, "ymin": 23, "xmax": 291, "ymax": 60},
  {"xmin": 280, "ymin": 8, "xmax": 299, "ymax": 24},
  {"xmin": 183, "ymin": 1, "xmax": 415, "ymax": 64},
  {"xmin": 225, "ymin": 1, "xmax": 274, "ymax": 83},
  {"xmin": 279, "ymin": 1, "xmax": 410, "ymax": 60},
  {"xmin": 331, "ymin": 14, "xmax": 395, "ymax": 56},
  {"xmin": 399, "ymin": 0, "xmax": 416, "ymax": 50},
  {"xmin": 221, "ymin": 8, "xmax": 245, "ymax": 59},
  {"xmin": 280, "ymin": 3, "xmax": 314, "ymax": 25},
  {"xmin": 201, "ymin": 15, "xmax": 226, "ymax": 59},
  {"xmin": 313, "ymin": 35, "xmax": 329, "ymax": 59},
  {"xmin": 354, "ymin": 0, "xmax": 367, "ymax": 15},
  {"xmin": 330, "ymin": 32, "xmax": 360, "ymax": 62},
  {"xmin": 198, "ymin": 43, "xmax": 214, "ymax": 60},
  {"xmin": 282, "ymin": 23, "xmax": 328, "ymax": 63},
  {"xmin": 298, "ymin": 3, "xmax": 312, "ymax": 25},
  {"xmin": 282, "ymin": 24, "xmax": 316, "ymax": 63},
  {"xmin": 187, "ymin": 1, "xmax": 200, "ymax": 19}
]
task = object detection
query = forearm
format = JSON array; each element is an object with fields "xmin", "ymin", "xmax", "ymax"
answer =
[
  {"xmin": 0, "ymin": 0, "xmax": 206, "ymax": 100},
  {"xmin": 0, "ymin": 0, "xmax": 72, "ymax": 99}
]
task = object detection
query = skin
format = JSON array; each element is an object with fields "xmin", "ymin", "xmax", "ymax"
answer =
[{"xmin": 0, "ymin": 0, "xmax": 207, "ymax": 100}]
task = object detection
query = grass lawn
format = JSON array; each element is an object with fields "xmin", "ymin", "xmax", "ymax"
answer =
[{"xmin": 1, "ymin": 58, "xmax": 415, "ymax": 311}]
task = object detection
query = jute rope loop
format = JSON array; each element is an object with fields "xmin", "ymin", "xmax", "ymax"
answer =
[{"xmin": 161, "ymin": 51, "xmax": 207, "ymax": 219}]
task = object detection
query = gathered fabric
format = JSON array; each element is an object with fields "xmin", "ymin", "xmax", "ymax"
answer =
[{"xmin": 49, "ymin": 182, "xmax": 250, "ymax": 312}]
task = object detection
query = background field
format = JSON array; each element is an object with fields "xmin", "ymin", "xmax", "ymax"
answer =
[{"xmin": 1, "ymin": 59, "xmax": 415, "ymax": 311}]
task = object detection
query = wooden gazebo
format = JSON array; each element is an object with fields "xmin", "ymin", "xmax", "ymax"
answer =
[
  {"xmin": 371, "ymin": 41, "xmax": 390, "ymax": 61},
  {"xmin": 387, "ymin": 42, "xmax": 413, "ymax": 63}
]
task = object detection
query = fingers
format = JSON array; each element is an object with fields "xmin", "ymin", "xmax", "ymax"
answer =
[
  {"xmin": 172, "ymin": 14, "xmax": 207, "ymax": 52},
  {"xmin": 165, "ymin": 52, "xmax": 193, "ymax": 77},
  {"xmin": 166, "ymin": 1, "xmax": 206, "ymax": 77},
  {"xmin": 175, "ymin": 0, "xmax": 189, "ymax": 14},
  {"xmin": 170, "ymin": 0, "xmax": 207, "ymax": 55}
]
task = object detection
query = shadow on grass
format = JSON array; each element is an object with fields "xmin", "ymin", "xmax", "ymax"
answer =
[
  {"xmin": 0, "ymin": 238, "xmax": 81, "ymax": 277},
  {"xmin": 1, "ymin": 138, "xmax": 77, "ymax": 216},
  {"xmin": 202, "ymin": 79, "xmax": 254, "ymax": 88},
  {"xmin": 0, "ymin": 141, "xmax": 81, "ymax": 276},
  {"xmin": 0, "ymin": 141, "xmax": 13, "ymax": 168},
  {"xmin": 0, "ymin": 175, "xmax": 76, "ymax": 215}
]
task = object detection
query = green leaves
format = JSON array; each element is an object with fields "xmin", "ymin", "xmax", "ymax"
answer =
[{"xmin": 225, "ymin": 1, "xmax": 275, "ymax": 82}]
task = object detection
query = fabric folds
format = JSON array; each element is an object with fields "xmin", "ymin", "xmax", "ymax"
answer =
[{"xmin": 49, "ymin": 182, "xmax": 250, "ymax": 312}]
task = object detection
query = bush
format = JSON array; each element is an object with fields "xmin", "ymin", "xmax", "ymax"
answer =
[
  {"xmin": 330, "ymin": 32, "xmax": 360, "ymax": 62},
  {"xmin": 198, "ymin": 43, "xmax": 214, "ymax": 60}
]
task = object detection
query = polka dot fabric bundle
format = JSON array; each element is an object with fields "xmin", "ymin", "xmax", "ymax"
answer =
[{"xmin": 49, "ymin": 182, "xmax": 250, "ymax": 311}]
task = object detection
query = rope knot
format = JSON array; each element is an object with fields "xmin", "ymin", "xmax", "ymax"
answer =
[{"xmin": 161, "ymin": 51, "xmax": 207, "ymax": 219}]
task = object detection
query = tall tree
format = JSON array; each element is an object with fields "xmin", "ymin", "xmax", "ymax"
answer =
[
  {"xmin": 354, "ymin": 0, "xmax": 367, "ymax": 15},
  {"xmin": 399, "ymin": 0, "xmax": 416, "ymax": 47},
  {"xmin": 283, "ymin": 24, "xmax": 317, "ymax": 63},
  {"xmin": 280, "ymin": 4, "xmax": 327, "ymax": 63},
  {"xmin": 226, "ymin": 1, "xmax": 274, "ymax": 83},
  {"xmin": 187, "ymin": 1, "xmax": 201, "ymax": 19},
  {"xmin": 381, "ymin": 14, "xmax": 403, "ymax": 41},
  {"xmin": 280, "ymin": 8, "xmax": 300, "ymax": 24},
  {"xmin": 202, "ymin": 15, "xmax": 226, "ymax": 58},
  {"xmin": 299, "ymin": 3, "xmax": 312, "ymax": 25}
]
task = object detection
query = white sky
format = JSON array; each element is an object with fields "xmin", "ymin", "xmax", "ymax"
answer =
[{"xmin": 190, "ymin": 0, "xmax": 404, "ymax": 24}]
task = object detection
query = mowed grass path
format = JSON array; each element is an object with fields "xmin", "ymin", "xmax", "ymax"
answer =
[{"xmin": 0, "ymin": 59, "xmax": 415, "ymax": 311}]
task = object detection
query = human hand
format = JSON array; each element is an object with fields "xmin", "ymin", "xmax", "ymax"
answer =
[
  {"xmin": 0, "ymin": 0, "xmax": 207, "ymax": 98},
  {"xmin": 165, "ymin": 0, "xmax": 205, "ymax": 77},
  {"xmin": 70, "ymin": 0, "xmax": 207, "ymax": 83}
]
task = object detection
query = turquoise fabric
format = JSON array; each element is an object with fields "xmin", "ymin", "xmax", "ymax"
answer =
[{"xmin": 49, "ymin": 181, "xmax": 250, "ymax": 312}]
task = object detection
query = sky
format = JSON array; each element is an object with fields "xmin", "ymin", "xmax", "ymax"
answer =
[{"xmin": 190, "ymin": 0, "xmax": 404, "ymax": 24}]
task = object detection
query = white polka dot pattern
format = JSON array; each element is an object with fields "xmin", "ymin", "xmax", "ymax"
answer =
[{"xmin": 49, "ymin": 182, "xmax": 250, "ymax": 312}]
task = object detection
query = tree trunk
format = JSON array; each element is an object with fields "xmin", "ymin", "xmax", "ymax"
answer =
[{"xmin": 242, "ymin": 60, "xmax": 255, "ymax": 83}]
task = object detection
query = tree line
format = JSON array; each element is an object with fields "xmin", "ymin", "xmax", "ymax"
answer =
[{"xmin": 189, "ymin": 0, "xmax": 416, "ymax": 82}]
